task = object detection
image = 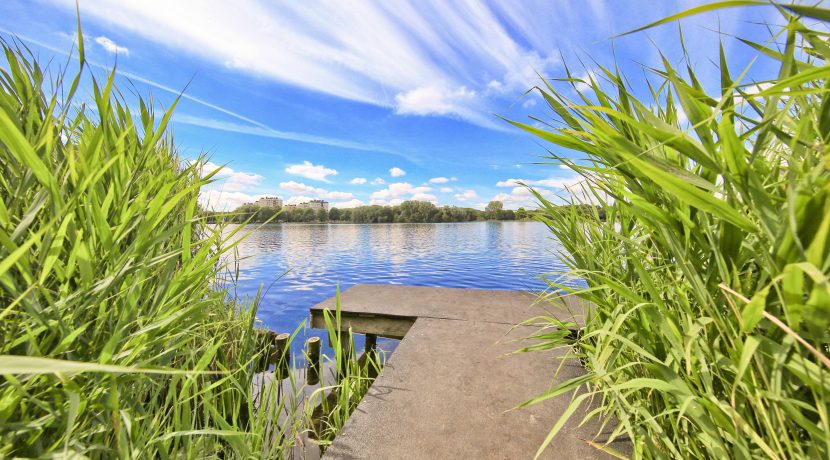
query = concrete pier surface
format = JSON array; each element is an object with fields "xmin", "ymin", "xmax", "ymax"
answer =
[{"xmin": 309, "ymin": 285, "xmax": 629, "ymax": 459}]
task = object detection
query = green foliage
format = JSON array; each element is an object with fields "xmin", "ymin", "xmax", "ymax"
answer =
[
  {"xmin": 515, "ymin": 5, "xmax": 830, "ymax": 459},
  {"xmin": 0, "ymin": 35, "xmax": 378, "ymax": 458},
  {"xmin": 222, "ymin": 200, "xmax": 506, "ymax": 224},
  {"xmin": 485, "ymin": 200, "xmax": 516, "ymax": 220},
  {"xmin": 308, "ymin": 292, "xmax": 384, "ymax": 450}
]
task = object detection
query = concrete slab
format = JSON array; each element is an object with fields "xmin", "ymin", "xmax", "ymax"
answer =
[
  {"xmin": 310, "ymin": 284, "xmax": 589, "ymax": 327},
  {"xmin": 309, "ymin": 285, "xmax": 629, "ymax": 459}
]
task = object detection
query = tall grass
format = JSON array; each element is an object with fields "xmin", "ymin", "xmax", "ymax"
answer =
[
  {"xmin": 0, "ymin": 27, "xmax": 378, "ymax": 457},
  {"xmin": 513, "ymin": 3, "xmax": 830, "ymax": 459}
]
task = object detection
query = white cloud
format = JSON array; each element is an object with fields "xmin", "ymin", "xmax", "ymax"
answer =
[
  {"xmin": 394, "ymin": 84, "xmax": 476, "ymax": 117},
  {"xmin": 329, "ymin": 198, "xmax": 365, "ymax": 208},
  {"xmin": 389, "ymin": 167, "xmax": 406, "ymax": 177},
  {"xmin": 285, "ymin": 195, "xmax": 315, "ymax": 205},
  {"xmin": 439, "ymin": 187, "xmax": 454, "ymax": 193},
  {"xmin": 454, "ymin": 189, "xmax": 478, "ymax": 201},
  {"xmin": 48, "ymin": 0, "xmax": 571, "ymax": 128},
  {"xmin": 428, "ymin": 176, "xmax": 450, "ymax": 183},
  {"xmin": 370, "ymin": 198, "xmax": 405, "ymax": 206},
  {"xmin": 350, "ymin": 177, "xmax": 368, "ymax": 184},
  {"xmin": 496, "ymin": 178, "xmax": 522, "ymax": 187},
  {"xmin": 48, "ymin": 1, "xmax": 760, "ymax": 130},
  {"xmin": 198, "ymin": 189, "xmax": 262, "ymax": 211},
  {"xmin": 323, "ymin": 191, "xmax": 354, "ymax": 200},
  {"xmin": 522, "ymin": 98, "xmax": 536, "ymax": 108},
  {"xmin": 411, "ymin": 192, "xmax": 437, "ymax": 203},
  {"xmin": 496, "ymin": 176, "xmax": 582, "ymax": 189},
  {"xmin": 491, "ymin": 186, "xmax": 542, "ymax": 209},
  {"xmin": 279, "ymin": 180, "xmax": 354, "ymax": 200},
  {"xmin": 370, "ymin": 182, "xmax": 431, "ymax": 201},
  {"xmin": 371, "ymin": 177, "xmax": 386, "ymax": 185},
  {"xmin": 575, "ymin": 71, "xmax": 597, "ymax": 93},
  {"xmin": 285, "ymin": 160, "xmax": 337, "ymax": 182},
  {"xmin": 200, "ymin": 161, "xmax": 263, "ymax": 192},
  {"xmin": 490, "ymin": 176, "xmax": 595, "ymax": 209},
  {"xmin": 279, "ymin": 180, "xmax": 318, "ymax": 195},
  {"xmin": 95, "ymin": 36, "xmax": 129, "ymax": 55}
]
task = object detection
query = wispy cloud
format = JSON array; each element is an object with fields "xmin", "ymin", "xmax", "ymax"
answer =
[
  {"xmin": 46, "ymin": 0, "xmax": 566, "ymax": 127},
  {"xmin": 0, "ymin": 26, "xmax": 406, "ymax": 159},
  {"xmin": 94, "ymin": 36, "xmax": 129, "ymax": 55},
  {"xmin": 173, "ymin": 114, "xmax": 402, "ymax": 155},
  {"xmin": 389, "ymin": 167, "xmax": 406, "ymax": 177}
]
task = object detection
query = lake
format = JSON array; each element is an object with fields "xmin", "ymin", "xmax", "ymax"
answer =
[{"xmin": 228, "ymin": 221, "xmax": 569, "ymax": 340}]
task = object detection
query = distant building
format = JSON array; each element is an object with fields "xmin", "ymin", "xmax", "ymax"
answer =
[
  {"xmin": 303, "ymin": 199, "xmax": 330, "ymax": 212},
  {"xmin": 286, "ymin": 199, "xmax": 329, "ymax": 211},
  {"xmin": 255, "ymin": 196, "xmax": 283, "ymax": 208}
]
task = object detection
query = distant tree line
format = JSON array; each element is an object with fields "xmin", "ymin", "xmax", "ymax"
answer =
[
  {"xmin": 209, "ymin": 200, "xmax": 537, "ymax": 224},
  {"xmin": 204, "ymin": 200, "xmax": 606, "ymax": 224}
]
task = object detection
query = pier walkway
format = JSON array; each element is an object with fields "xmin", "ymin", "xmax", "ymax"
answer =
[{"xmin": 309, "ymin": 284, "xmax": 629, "ymax": 459}]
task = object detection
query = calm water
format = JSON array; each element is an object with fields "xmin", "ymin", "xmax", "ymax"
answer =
[{"xmin": 228, "ymin": 221, "xmax": 567, "ymax": 335}]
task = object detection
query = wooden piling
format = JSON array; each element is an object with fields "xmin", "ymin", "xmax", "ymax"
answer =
[
  {"xmin": 365, "ymin": 333, "xmax": 379, "ymax": 378},
  {"xmin": 273, "ymin": 332, "xmax": 291, "ymax": 379},
  {"xmin": 364, "ymin": 333, "xmax": 377, "ymax": 353},
  {"xmin": 328, "ymin": 332, "xmax": 353, "ymax": 380},
  {"xmin": 255, "ymin": 329, "xmax": 277, "ymax": 372},
  {"xmin": 306, "ymin": 336, "xmax": 321, "ymax": 385}
]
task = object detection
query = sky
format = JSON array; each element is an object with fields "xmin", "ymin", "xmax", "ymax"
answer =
[{"xmin": 0, "ymin": 0, "xmax": 786, "ymax": 210}]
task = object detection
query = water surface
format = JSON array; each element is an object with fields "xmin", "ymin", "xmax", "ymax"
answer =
[{"xmin": 229, "ymin": 221, "xmax": 567, "ymax": 334}]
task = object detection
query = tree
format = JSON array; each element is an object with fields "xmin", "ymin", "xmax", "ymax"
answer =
[
  {"xmin": 485, "ymin": 200, "xmax": 504, "ymax": 220},
  {"xmin": 329, "ymin": 207, "xmax": 341, "ymax": 221}
]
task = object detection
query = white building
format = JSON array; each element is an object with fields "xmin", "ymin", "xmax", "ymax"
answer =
[
  {"xmin": 255, "ymin": 196, "xmax": 283, "ymax": 208},
  {"xmin": 303, "ymin": 199, "xmax": 329, "ymax": 212}
]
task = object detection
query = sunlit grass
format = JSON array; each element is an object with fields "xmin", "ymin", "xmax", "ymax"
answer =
[{"xmin": 514, "ymin": 3, "xmax": 830, "ymax": 459}]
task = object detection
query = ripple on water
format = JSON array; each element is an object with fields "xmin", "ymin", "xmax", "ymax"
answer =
[{"xmin": 225, "ymin": 222, "xmax": 572, "ymax": 350}]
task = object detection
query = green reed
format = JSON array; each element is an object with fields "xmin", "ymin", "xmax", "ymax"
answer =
[
  {"xmin": 0, "ymin": 24, "xmax": 377, "ymax": 457},
  {"xmin": 513, "ymin": 3, "xmax": 830, "ymax": 459}
]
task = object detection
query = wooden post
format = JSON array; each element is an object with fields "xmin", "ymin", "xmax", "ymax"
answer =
[
  {"xmin": 256, "ymin": 329, "xmax": 277, "ymax": 372},
  {"xmin": 272, "ymin": 332, "xmax": 291, "ymax": 379},
  {"xmin": 329, "ymin": 332, "xmax": 352, "ymax": 381},
  {"xmin": 306, "ymin": 336, "xmax": 321, "ymax": 385},
  {"xmin": 364, "ymin": 333, "xmax": 377, "ymax": 353},
  {"xmin": 365, "ymin": 333, "xmax": 379, "ymax": 378}
]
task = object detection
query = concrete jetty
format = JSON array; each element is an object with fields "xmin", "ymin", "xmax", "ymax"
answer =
[{"xmin": 309, "ymin": 284, "xmax": 629, "ymax": 459}]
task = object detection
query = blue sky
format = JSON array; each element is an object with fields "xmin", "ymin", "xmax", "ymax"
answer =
[{"xmin": 1, "ymin": 0, "xmax": 783, "ymax": 210}]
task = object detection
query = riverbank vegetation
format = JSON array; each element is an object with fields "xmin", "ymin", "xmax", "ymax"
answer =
[
  {"xmin": 221, "ymin": 199, "xmax": 524, "ymax": 223},
  {"xmin": 519, "ymin": 3, "xmax": 830, "ymax": 459},
  {"xmin": 0, "ymin": 31, "xmax": 378, "ymax": 457}
]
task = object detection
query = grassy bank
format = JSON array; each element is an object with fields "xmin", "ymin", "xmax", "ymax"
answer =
[
  {"xmin": 517, "ymin": 3, "xmax": 830, "ymax": 459},
  {"xmin": 0, "ymin": 31, "xmax": 377, "ymax": 457}
]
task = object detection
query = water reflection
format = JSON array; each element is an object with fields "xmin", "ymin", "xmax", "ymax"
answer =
[{"xmin": 226, "ymin": 222, "xmax": 567, "ymax": 335}]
